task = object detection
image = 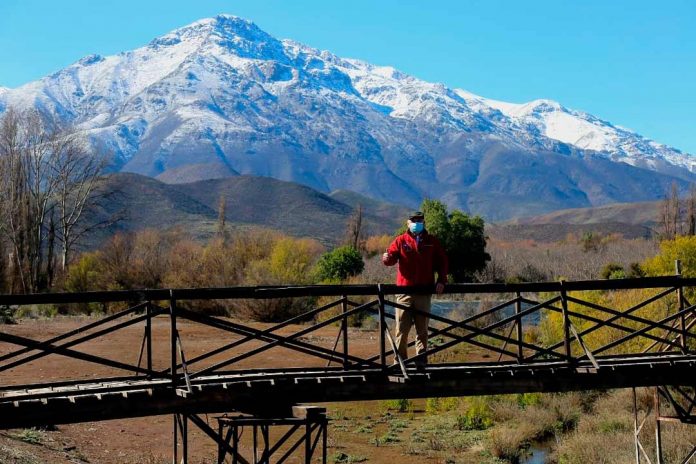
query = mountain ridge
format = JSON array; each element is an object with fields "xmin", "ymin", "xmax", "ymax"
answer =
[{"xmin": 1, "ymin": 14, "xmax": 694, "ymax": 220}]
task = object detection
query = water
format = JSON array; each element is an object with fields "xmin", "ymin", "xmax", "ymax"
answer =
[
  {"xmin": 520, "ymin": 440, "xmax": 553, "ymax": 464},
  {"xmin": 430, "ymin": 299, "xmax": 542, "ymax": 325}
]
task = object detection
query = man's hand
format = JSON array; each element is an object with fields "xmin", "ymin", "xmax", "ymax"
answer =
[
  {"xmin": 435, "ymin": 282, "xmax": 445, "ymax": 295},
  {"xmin": 382, "ymin": 252, "xmax": 390, "ymax": 261}
]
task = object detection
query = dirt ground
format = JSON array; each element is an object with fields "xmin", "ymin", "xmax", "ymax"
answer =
[{"xmin": 0, "ymin": 315, "xmax": 464, "ymax": 464}]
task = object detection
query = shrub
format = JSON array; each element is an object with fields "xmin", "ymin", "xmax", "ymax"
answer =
[
  {"xmin": 600, "ymin": 262, "xmax": 625, "ymax": 279},
  {"xmin": 421, "ymin": 199, "xmax": 490, "ymax": 282},
  {"xmin": 0, "ymin": 305, "xmax": 16, "ymax": 324},
  {"xmin": 490, "ymin": 425, "xmax": 530, "ymax": 461},
  {"xmin": 382, "ymin": 399, "xmax": 412, "ymax": 413},
  {"xmin": 457, "ymin": 397, "xmax": 494, "ymax": 430},
  {"xmin": 315, "ymin": 246, "xmax": 364, "ymax": 282},
  {"xmin": 331, "ymin": 452, "xmax": 367, "ymax": 464}
]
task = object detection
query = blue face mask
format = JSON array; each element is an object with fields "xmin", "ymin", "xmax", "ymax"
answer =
[{"xmin": 409, "ymin": 222, "xmax": 424, "ymax": 234}]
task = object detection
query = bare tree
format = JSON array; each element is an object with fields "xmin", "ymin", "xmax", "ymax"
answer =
[
  {"xmin": 0, "ymin": 107, "xmax": 114, "ymax": 291},
  {"xmin": 52, "ymin": 132, "xmax": 111, "ymax": 271},
  {"xmin": 0, "ymin": 108, "xmax": 60, "ymax": 292},
  {"xmin": 344, "ymin": 204, "xmax": 364, "ymax": 250},
  {"xmin": 686, "ymin": 184, "xmax": 696, "ymax": 236},
  {"xmin": 217, "ymin": 194, "xmax": 227, "ymax": 239},
  {"xmin": 659, "ymin": 182, "xmax": 681, "ymax": 240}
]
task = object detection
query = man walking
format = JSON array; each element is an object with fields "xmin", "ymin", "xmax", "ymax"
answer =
[{"xmin": 382, "ymin": 211, "xmax": 448, "ymax": 367}]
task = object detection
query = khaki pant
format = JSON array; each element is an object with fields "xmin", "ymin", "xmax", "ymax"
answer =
[{"xmin": 394, "ymin": 294, "xmax": 432, "ymax": 362}]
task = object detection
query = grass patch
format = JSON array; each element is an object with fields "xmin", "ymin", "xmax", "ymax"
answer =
[{"xmin": 12, "ymin": 429, "xmax": 45, "ymax": 445}]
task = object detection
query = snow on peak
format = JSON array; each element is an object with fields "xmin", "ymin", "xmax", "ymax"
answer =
[
  {"xmin": 0, "ymin": 14, "xmax": 692, "ymax": 176},
  {"xmin": 452, "ymin": 90, "xmax": 694, "ymax": 169}
]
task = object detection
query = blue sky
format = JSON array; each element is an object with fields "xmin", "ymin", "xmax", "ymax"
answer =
[{"xmin": 1, "ymin": 0, "xmax": 695, "ymax": 153}]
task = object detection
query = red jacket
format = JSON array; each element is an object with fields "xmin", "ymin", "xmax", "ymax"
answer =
[{"xmin": 382, "ymin": 230, "xmax": 448, "ymax": 287}]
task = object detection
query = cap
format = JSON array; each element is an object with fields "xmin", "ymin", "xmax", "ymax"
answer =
[{"xmin": 408, "ymin": 211, "xmax": 424, "ymax": 220}]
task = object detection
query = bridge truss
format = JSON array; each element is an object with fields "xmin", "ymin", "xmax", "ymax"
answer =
[{"xmin": 1, "ymin": 276, "xmax": 695, "ymax": 462}]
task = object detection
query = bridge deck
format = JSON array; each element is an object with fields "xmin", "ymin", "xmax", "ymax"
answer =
[{"xmin": 1, "ymin": 354, "xmax": 693, "ymax": 429}]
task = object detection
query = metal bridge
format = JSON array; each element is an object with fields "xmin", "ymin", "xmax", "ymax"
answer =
[{"xmin": 1, "ymin": 277, "xmax": 695, "ymax": 463}]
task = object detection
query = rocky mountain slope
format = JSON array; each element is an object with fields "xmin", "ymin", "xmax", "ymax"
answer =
[{"xmin": 1, "ymin": 15, "xmax": 694, "ymax": 220}]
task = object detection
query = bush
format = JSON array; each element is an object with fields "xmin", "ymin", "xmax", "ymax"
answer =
[
  {"xmin": 0, "ymin": 305, "xmax": 16, "ymax": 324},
  {"xmin": 600, "ymin": 263, "xmax": 625, "ymax": 280},
  {"xmin": 315, "ymin": 246, "xmax": 364, "ymax": 282},
  {"xmin": 382, "ymin": 399, "xmax": 412, "ymax": 412},
  {"xmin": 421, "ymin": 199, "xmax": 490, "ymax": 282},
  {"xmin": 457, "ymin": 397, "xmax": 494, "ymax": 430}
]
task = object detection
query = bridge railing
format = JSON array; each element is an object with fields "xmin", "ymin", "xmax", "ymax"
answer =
[{"xmin": 0, "ymin": 276, "xmax": 695, "ymax": 393}]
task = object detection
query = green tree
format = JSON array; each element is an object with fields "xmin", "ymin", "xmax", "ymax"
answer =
[
  {"xmin": 421, "ymin": 199, "xmax": 490, "ymax": 282},
  {"xmin": 315, "ymin": 246, "xmax": 364, "ymax": 282}
]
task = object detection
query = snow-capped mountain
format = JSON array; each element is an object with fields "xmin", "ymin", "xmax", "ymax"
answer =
[{"xmin": 0, "ymin": 15, "xmax": 693, "ymax": 220}]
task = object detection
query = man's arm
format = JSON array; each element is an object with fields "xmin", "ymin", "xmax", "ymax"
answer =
[{"xmin": 382, "ymin": 237, "xmax": 400, "ymax": 266}]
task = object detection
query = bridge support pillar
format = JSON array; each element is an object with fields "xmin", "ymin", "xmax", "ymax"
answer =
[
  {"xmin": 212, "ymin": 406, "xmax": 327, "ymax": 464},
  {"xmin": 173, "ymin": 413, "xmax": 189, "ymax": 464},
  {"xmin": 633, "ymin": 387, "xmax": 696, "ymax": 464}
]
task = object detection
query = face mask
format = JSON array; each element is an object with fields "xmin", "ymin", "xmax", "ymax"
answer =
[{"xmin": 409, "ymin": 222, "xmax": 424, "ymax": 234}]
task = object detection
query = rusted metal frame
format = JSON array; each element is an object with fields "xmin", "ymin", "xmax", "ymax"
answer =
[
  {"xmin": 516, "ymin": 292, "xmax": 524, "ymax": 362},
  {"xmin": 383, "ymin": 319, "xmax": 409, "ymax": 379},
  {"xmin": 176, "ymin": 330, "xmax": 193, "ymax": 393},
  {"xmin": 657, "ymin": 386, "xmax": 696, "ymax": 421},
  {"xmin": 669, "ymin": 385, "xmax": 696, "ymax": 416},
  {"xmin": 368, "ymin": 302, "xmax": 521, "ymax": 365},
  {"xmin": 0, "ymin": 379, "xmax": 169, "ymax": 403},
  {"xmin": 409, "ymin": 297, "xmax": 563, "ymax": 361},
  {"xmin": 160, "ymin": 297, "xmax": 348, "ymax": 372},
  {"xmin": 497, "ymin": 320, "xmax": 519, "ymax": 362},
  {"xmin": 377, "ymin": 285, "xmax": 387, "ymax": 369},
  {"xmin": 322, "ymin": 420, "xmax": 328, "ymax": 464},
  {"xmin": 175, "ymin": 413, "xmax": 189, "ymax": 464},
  {"xmin": 276, "ymin": 423, "xmax": 321, "ymax": 464},
  {"xmin": 565, "ymin": 294, "xmax": 696, "ymax": 343},
  {"xmin": 180, "ymin": 301, "xmax": 380, "ymax": 376},
  {"xmin": 323, "ymin": 296, "xmax": 351, "ymax": 368},
  {"xmin": 680, "ymin": 446, "xmax": 696, "ymax": 464},
  {"xmin": 0, "ymin": 322, "xmax": 162, "ymax": 377},
  {"xmin": 146, "ymin": 302, "xmax": 153, "ymax": 376},
  {"xmin": 342, "ymin": 295, "xmax": 349, "ymax": 369},
  {"xmin": 0, "ymin": 301, "xmax": 149, "ymax": 364},
  {"xmin": 634, "ymin": 387, "xmax": 655, "ymax": 464},
  {"xmin": 135, "ymin": 326, "xmax": 147, "ymax": 375},
  {"xmin": 308, "ymin": 420, "xmax": 324, "ymax": 463},
  {"xmin": 643, "ymin": 310, "xmax": 696, "ymax": 353},
  {"xmin": 560, "ymin": 284, "xmax": 573, "ymax": 364},
  {"xmin": 0, "ymin": 309, "xmax": 165, "ymax": 374},
  {"xmin": 383, "ymin": 297, "xmax": 565, "ymax": 365},
  {"xmin": 590, "ymin": 304, "xmax": 696, "ymax": 357},
  {"xmin": 655, "ymin": 387, "xmax": 664, "ymax": 464},
  {"xmin": 658, "ymin": 386, "xmax": 689, "ymax": 419},
  {"xmin": 374, "ymin": 298, "xmax": 555, "ymax": 365},
  {"xmin": 525, "ymin": 288, "xmax": 683, "ymax": 360},
  {"xmin": 0, "ymin": 372, "xmax": 156, "ymax": 393},
  {"xmin": 325, "ymin": 324, "xmax": 344, "ymax": 368},
  {"xmin": 170, "ymin": 292, "xmax": 178, "ymax": 386},
  {"xmin": 567, "ymin": 322, "xmax": 600, "ymax": 370},
  {"xmin": 524, "ymin": 286, "xmax": 674, "ymax": 340},
  {"xmin": 266, "ymin": 424, "xmax": 302, "ymax": 458},
  {"xmin": 677, "ymin": 276, "xmax": 688, "ymax": 353},
  {"xmin": 170, "ymin": 305, "xmax": 374, "ymax": 375},
  {"xmin": 177, "ymin": 299, "xmax": 375, "ymax": 364},
  {"xmin": 179, "ymin": 303, "xmax": 382, "ymax": 378},
  {"xmin": 539, "ymin": 304, "xmax": 685, "ymax": 356},
  {"xmin": 189, "ymin": 414, "xmax": 251, "ymax": 464},
  {"xmin": 2, "ymin": 275, "xmax": 692, "ymax": 306},
  {"xmin": 633, "ymin": 387, "xmax": 641, "ymax": 464}
]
